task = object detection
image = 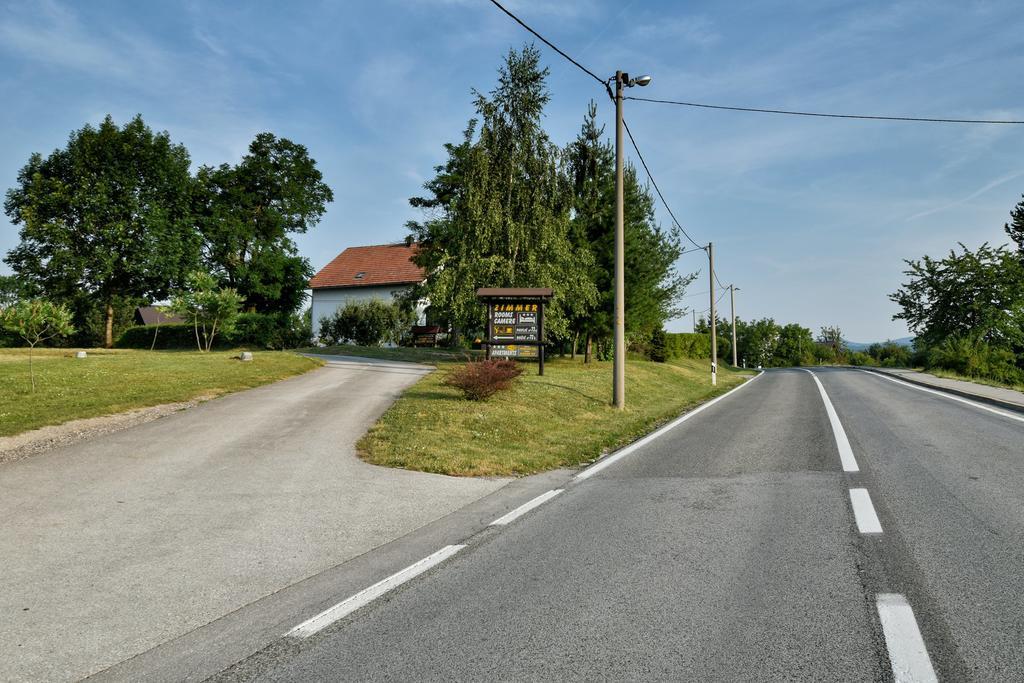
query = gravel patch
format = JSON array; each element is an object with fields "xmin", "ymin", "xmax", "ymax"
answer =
[{"xmin": 0, "ymin": 398, "xmax": 212, "ymax": 465}]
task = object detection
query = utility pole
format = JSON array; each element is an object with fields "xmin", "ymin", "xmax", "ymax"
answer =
[
  {"xmin": 613, "ymin": 70, "xmax": 626, "ymax": 410},
  {"xmin": 730, "ymin": 285, "xmax": 738, "ymax": 367},
  {"xmin": 611, "ymin": 70, "xmax": 652, "ymax": 410},
  {"xmin": 708, "ymin": 242, "xmax": 717, "ymax": 386},
  {"xmin": 692, "ymin": 309, "xmax": 696, "ymax": 333}
]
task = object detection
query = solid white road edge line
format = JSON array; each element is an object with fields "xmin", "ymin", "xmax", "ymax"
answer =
[
  {"xmin": 849, "ymin": 488, "xmax": 883, "ymax": 534},
  {"xmin": 286, "ymin": 544, "xmax": 466, "ymax": 638},
  {"xmin": 489, "ymin": 489, "xmax": 563, "ymax": 526},
  {"xmin": 801, "ymin": 369, "xmax": 860, "ymax": 472},
  {"xmin": 862, "ymin": 369, "xmax": 1024, "ymax": 425},
  {"xmin": 877, "ymin": 593, "xmax": 938, "ymax": 683},
  {"xmin": 574, "ymin": 371, "xmax": 764, "ymax": 481}
]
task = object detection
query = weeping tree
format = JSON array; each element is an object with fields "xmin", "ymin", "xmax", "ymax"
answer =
[{"xmin": 405, "ymin": 45, "xmax": 596, "ymax": 343}]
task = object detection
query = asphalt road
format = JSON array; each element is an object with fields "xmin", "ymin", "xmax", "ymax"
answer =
[
  {"xmin": 0, "ymin": 355, "xmax": 511, "ymax": 682},
  {"xmin": 217, "ymin": 367, "xmax": 1024, "ymax": 682}
]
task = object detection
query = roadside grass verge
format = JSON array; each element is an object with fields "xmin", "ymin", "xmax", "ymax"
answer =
[
  {"xmin": 303, "ymin": 344, "xmax": 483, "ymax": 365},
  {"xmin": 922, "ymin": 367, "xmax": 1024, "ymax": 393},
  {"xmin": 0, "ymin": 348, "xmax": 321, "ymax": 437},
  {"xmin": 358, "ymin": 355, "xmax": 752, "ymax": 477}
]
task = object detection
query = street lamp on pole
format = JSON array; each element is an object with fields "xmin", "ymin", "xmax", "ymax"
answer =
[
  {"xmin": 708, "ymin": 242, "xmax": 716, "ymax": 386},
  {"xmin": 612, "ymin": 70, "xmax": 651, "ymax": 410},
  {"xmin": 730, "ymin": 285, "xmax": 740, "ymax": 368}
]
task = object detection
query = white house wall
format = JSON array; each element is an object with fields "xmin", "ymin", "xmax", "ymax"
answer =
[{"xmin": 311, "ymin": 285, "xmax": 427, "ymax": 342}]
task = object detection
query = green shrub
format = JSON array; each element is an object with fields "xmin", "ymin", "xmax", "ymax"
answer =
[
  {"xmin": 664, "ymin": 332, "xmax": 711, "ymax": 360},
  {"xmin": 926, "ymin": 336, "xmax": 1023, "ymax": 384},
  {"xmin": 117, "ymin": 312, "xmax": 312, "ymax": 350},
  {"xmin": 866, "ymin": 341, "xmax": 912, "ymax": 367},
  {"xmin": 318, "ymin": 300, "xmax": 415, "ymax": 347},
  {"xmin": 847, "ymin": 351, "xmax": 876, "ymax": 366},
  {"xmin": 649, "ymin": 329, "xmax": 668, "ymax": 362},
  {"xmin": 232, "ymin": 312, "xmax": 311, "ymax": 350},
  {"xmin": 116, "ymin": 323, "xmax": 221, "ymax": 350}
]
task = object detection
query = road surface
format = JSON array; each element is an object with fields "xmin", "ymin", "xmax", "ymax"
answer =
[
  {"xmin": 218, "ymin": 367, "xmax": 1024, "ymax": 682},
  {"xmin": 0, "ymin": 355, "xmax": 512, "ymax": 682}
]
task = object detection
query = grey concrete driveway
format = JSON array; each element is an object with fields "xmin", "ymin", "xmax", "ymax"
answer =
[{"xmin": 0, "ymin": 354, "xmax": 509, "ymax": 682}]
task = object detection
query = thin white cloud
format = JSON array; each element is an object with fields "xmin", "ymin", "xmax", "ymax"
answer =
[
  {"xmin": 627, "ymin": 16, "xmax": 719, "ymax": 48},
  {"xmin": 0, "ymin": 0, "xmax": 134, "ymax": 78},
  {"xmin": 905, "ymin": 170, "xmax": 1024, "ymax": 221}
]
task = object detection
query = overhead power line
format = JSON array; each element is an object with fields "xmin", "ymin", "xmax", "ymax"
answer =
[
  {"xmin": 621, "ymin": 118, "xmax": 705, "ymax": 251},
  {"xmin": 484, "ymin": 0, "xmax": 707, "ymax": 252},
  {"xmin": 624, "ymin": 96, "xmax": 1024, "ymax": 125},
  {"xmin": 486, "ymin": 0, "xmax": 605, "ymax": 85},
  {"xmin": 713, "ymin": 268, "xmax": 727, "ymax": 290}
]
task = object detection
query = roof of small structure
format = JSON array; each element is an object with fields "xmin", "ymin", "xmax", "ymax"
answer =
[{"xmin": 135, "ymin": 306, "xmax": 186, "ymax": 326}]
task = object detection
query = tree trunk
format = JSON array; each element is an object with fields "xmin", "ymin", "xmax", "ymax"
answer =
[
  {"xmin": 104, "ymin": 302, "xmax": 114, "ymax": 348},
  {"xmin": 28, "ymin": 343, "xmax": 35, "ymax": 392},
  {"xmin": 584, "ymin": 333, "xmax": 592, "ymax": 364},
  {"xmin": 570, "ymin": 331, "xmax": 579, "ymax": 359}
]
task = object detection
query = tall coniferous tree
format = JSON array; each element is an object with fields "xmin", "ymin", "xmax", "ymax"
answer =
[
  {"xmin": 407, "ymin": 46, "xmax": 596, "ymax": 341},
  {"xmin": 1006, "ymin": 194, "xmax": 1024, "ymax": 256},
  {"xmin": 565, "ymin": 103, "xmax": 692, "ymax": 360}
]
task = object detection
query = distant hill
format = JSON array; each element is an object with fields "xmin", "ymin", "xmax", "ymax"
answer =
[{"xmin": 844, "ymin": 336, "xmax": 914, "ymax": 351}]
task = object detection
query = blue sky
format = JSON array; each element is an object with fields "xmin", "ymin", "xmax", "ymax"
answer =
[{"xmin": 1, "ymin": 0, "xmax": 1022, "ymax": 341}]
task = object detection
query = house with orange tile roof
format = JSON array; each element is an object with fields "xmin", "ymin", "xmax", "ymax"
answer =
[{"xmin": 309, "ymin": 242, "xmax": 427, "ymax": 341}]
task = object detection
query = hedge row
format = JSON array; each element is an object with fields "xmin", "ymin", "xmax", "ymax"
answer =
[
  {"xmin": 664, "ymin": 332, "xmax": 711, "ymax": 360},
  {"xmin": 116, "ymin": 312, "xmax": 311, "ymax": 350}
]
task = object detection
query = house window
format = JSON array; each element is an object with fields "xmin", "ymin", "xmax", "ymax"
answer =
[{"xmin": 354, "ymin": 272, "xmax": 365, "ymax": 280}]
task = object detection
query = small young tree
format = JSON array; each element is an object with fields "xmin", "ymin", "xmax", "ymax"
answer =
[
  {"xmin": 169, "ymin": 272, "xmax": 243, "ymax": 352},
  {"xmin": 0, "ymin": 299, "xmax": 75, "ymax": 390}
]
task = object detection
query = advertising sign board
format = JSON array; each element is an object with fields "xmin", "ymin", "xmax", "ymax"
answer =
[{"xmin": 476, "ymin": 288, "xmax": 553, "ymax": 375}]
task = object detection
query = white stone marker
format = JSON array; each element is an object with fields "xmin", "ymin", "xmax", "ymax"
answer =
[
  {"xmin": 75, "ymin": 351, "xmax": 87, "ymax": 359},
  {"xmin": 240, "ymin": 351, "xmax": 253, "ymax": 362}
]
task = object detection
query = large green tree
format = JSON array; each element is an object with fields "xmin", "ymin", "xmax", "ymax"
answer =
[
  {"xmin": 890, "ymin": 242, "xmax": 1024, "ymax": 348},
  {"xmin": 776, "ymin": 323, "xmax": 814, "ymax": 366},
  {"xmin": 406, "ymin": 46, "xmax": 596, "ymax": 342},
  {"xmin": 195, "ymin": 133, "xmax": 333, "ymax": 314},
  {"xmin": 4, "ymin": 115, "xmax": 199, "ymax": 347},
  {"xmin": 0, "ymin": 274, "xmax": 23, "ymax": 307},
  {"xmin": 564, "ymin": 103, "xmax": 691, "ymax": 360}
]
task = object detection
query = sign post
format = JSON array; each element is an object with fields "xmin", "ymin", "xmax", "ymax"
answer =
[{"xmin": 476, "ymin": 288, "xmax": 553, "ymax": 375}]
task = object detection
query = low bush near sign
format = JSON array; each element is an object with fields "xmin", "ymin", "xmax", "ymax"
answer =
[{"xmin": 444, "ymin": 359, "xmax": 523, "ymax": 400}]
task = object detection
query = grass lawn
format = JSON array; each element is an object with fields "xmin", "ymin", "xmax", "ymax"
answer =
[
  {"xmin": 303, "ymin": 344, "xmax": 483, "ymax": 365},
  {"xmin": 358, "ymin": 354, "xmax": 753, "ymax": 477},
  {"xmin": 0, "ymin": 348, "xmax": 321, "ymax": 437},
  {"xmin": 921, "ymin": 367, "xmax": 1024, "ymax": 393}
]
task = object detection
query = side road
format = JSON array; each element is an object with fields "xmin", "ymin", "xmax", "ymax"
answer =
[
  {"xmin": 0, "ymin": 355, "xmax": 509, "ymax": 682},
  {"xmin": 867, "ymin": 367, "xmax": 1024, "ymax": 413}
]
